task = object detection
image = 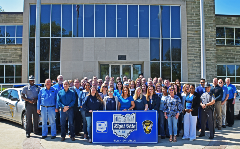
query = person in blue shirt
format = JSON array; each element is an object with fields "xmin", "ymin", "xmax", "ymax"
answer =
[
  {"xmin": 218, "ymin": 79, "xmax": 229, "ymax": 128},
  {"xmin": 37, "ymin": 79, "xmax": 58, "ymax": 139},
  {"xmin": 133, "ymin": 87, "xmax": 148, "ymax": 110},
  {"xmin": 78, "ymin": 82, "xmax": 90, "ymax": 140},
  {"xmin": 118, "ymin": 86, "xmax": 135, "ymax": 111},
  {"xmin": 82, "ymin": 87, "xmax": 103, "ymax": 143},
  {"xmin": 114, "ymin": 81, "xmax": 123, "ymax": 98},
  {"xmin": 57, "ymin": 80, "xmax": 76, "ymax": 141},
  {"xmin": 225, "ymin": 78, "xmax": 237, "ymax": 127},
  {"xmin": 103, "ymin": 87, "xmax": 119, "ymax": 110},
  {"xmin": 195, "ymin": 78, "xmax": 206, "ymax": 131}
]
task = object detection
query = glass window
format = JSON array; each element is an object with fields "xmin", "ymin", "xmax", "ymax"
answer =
[
  {"xmin": 151, "ymin": 62, "xmax": 160, "ymax": 78},
  {"xmin": 16, "ymin": 38, "xmax": 22, "ymax": 44},
  {"xmin": 236, "ymin": 65, "xmax": 240, "ymax": 76},
  {"xmin": 216, "ymin": 27, "xmax": 225, "ymax": 38},
  {"xmin": 51, "ymin": 38, "xmax": 60, "ymax": 61},
  {"xmin": 227, "ymin": 65, "xmax": 235, "ymax": 76},
  {"xmin": 5, "ymin": 65, "xmax": 14, "ymax": 77},
  {"xmin": 128, "ymin": 5, "xmax": 138, "ymax": 37},
  {"xmin": 106, "ymin": 5, "xmax": 116, "ymax": 37},
  {"xmin": 171, "ymin": 6, "xmax": 181, "ymax": 38},
  {"xmin": 172, "ymin": 62, "xmax": 181, "ymax": 82},
  {"xmin": 40, "ymin": 38, "xmax": 50, "ymax": 61},
  {"xmin": 16, "ymin": 25, "xmax": 23, "ymax": 37},
  {"xmin": 84, "ymin": 5, "xmax": 94, "ymax": 37},
  {"xmin": 150, "ymin": 39, "xmax": 160, "ymax": 61},
  {"xmin": 139, "ymin": 5, "xmax": 149, "ymax": 38},
  {"xmin": 15, "ymin": 78, "xmax": 21, "ymax": 83},
  {"xmin": 236, "ymin": 40, "xmax": 240, "ymax": 45},
  {"xmin": 117, "ymin": 5, "xmax": 127, "ymax": 37},
  {"xmin": 162, "ymin": 62, "xmax": 171, "ymax": 81},
  {"xmin": 236, "ymin": 28, "xmax": 240, "ymax": 39},
  {"xmin": 216, "ymin": 39, "xmax": 225, "ymax": 45},
  {"xmin": 40, "ymin": 5, "xmax": 50, "ymax": 37},
  {"xmin": 161, "ymin": 6, "xmax": 170, "ymax": 38},
  {"xmin": 0, "ymin": 26, "xmax": 5, "ymax": 37},
  {"xmin": 226, "ymin": 28, "xmax": 234, "ymax": 38},
  {"xmin": 30, "ymin": 5, "xmax": 36, "ymax": 37},
  {"xmin": 9, "ymin": 90, "xmax": 19, "ymax": 100},
  {"xmin": 95, "ymin": 5, "xmax": 105, "ymax": 37},
  {"xmin": 111, "ymin": 65, "xmax": 120, "ymax": 81},
  {"xmin": 50, "ymin": 62, "xmax": 60, "ymax": 81},
  {"xmin": 162, "ymin": 39, "xmax": 170, "ymax": 61},
  {"xmin": 6, "ymin": 26, "xmax": 15, "ymax": 37},
  {"xmin": 226, "ymin": 39, "xmax": 234, "ymax": 45},
  {"xmin": 217, "ymin": 65, "xmax": 226, "ymax": 76},
  {"xmin": 73, "ymin": 5, "xmax": 83, "ymax": 37},
  {"xmin": 0, "ymin": 65, "xmax": 3, "ymax": 77},
  {"xmin": 62, "ymin": 5, "xmax": 72, "ymax": 37},
  {"xmin": 229, "ymin": 77, "xmax": 235, "ymax": 83},
  {"xmin": 171, "ymin": 39, "xmax": 181, "ymax": 61},
  {"xmin": 122, "ymin": 65, "xmax": 131, "ymax": 80},
  {"xmin": 150, "ymin": 5, "xmax": 160, "ymax": 38},
  {"xmin": 29, "ymin": 38, "xmax": 35, "ymax": 61},
  {"xmin": 0, "ymin": 38, "xmax": 5, "ymax": 44},
  {"xmin": 15, "ymin": 65, "xmax": 22, "ymax": 77},
  {"xmin": 6, "ymin": 38, "xmax": 15, "ymax": 44},
  {"xmin": 40, "ymin": 62, "xmax": 49, "ymax": 83},
  {"xmin": 51, "ymin": 5, "xmax": 61, "ymax": 37},
  {"xmin": 29, "ymin": 63, "xmax": 35, "ymax": 76},
  {"xmin": 1, "ymin": 90, "xmax": 9, "ymax": 98},
  {"xmin": 100, "ymin": 64, "xmax": 109, "ymax": 80},
  {"xmin": 236, "ymin": 77, "xmax": 240, "ymax": 83},
  {"xmin": 133, "ymin": 64, "xmax": 141, "ymax": 81}
]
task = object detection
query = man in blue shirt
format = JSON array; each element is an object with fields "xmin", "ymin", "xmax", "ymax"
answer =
[
  {"xmin": 195, "ymin": 78, "xmax": 206, "ymax": 131},
  {"xmin": 218, "ymin": 79, "xmax": 229, "ymax": 128},
  {"xmin": 37, "ymin": 79, "xmax": 58, "ymax": 139},
  {"xmin": 224, "ymin": 78, "xmax": 237, "ymax": 127},
  {"xmin": 57, "ymin": 80, "xmax": 76, "ymax": 141}
]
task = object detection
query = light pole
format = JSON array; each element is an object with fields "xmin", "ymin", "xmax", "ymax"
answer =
[
  {"xmin": 200, "ymin": 0, "xmax": 206, "ymax": 79},
  {"xmin": 35, "ymin": 0, "xmax": 41, "ymax": 83}
]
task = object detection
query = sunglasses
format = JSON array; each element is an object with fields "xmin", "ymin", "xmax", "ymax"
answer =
[
  {"xmin": 99, "ymin": 82, "xmax": 103, "ymax": 83},
  {"xmin": 108, "ymin": 91, "xmax": 113, "ymax": 93},
  {"xmin": 169, "ymin": 89, "xmax": 174, "ymax": 91},
  {"xmin": 124, "ymin": 84, "xmax": 129, "ymax": 86},
  {"xmin": 200, "ymin": 82, "xmax": 205, "ymax": 84},
  {"xmin": 103, "ymin": 86, "xmax": 107, "ymax": 88},
  {"xmin": 219, "ymin": 82, "xmax": 223, "ymax": 83}
]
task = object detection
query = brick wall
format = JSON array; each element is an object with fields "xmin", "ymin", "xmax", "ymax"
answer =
[
  {"xmin": 186, "ymin": 0, "xmax": 216, "ymax": 82},
  {"xmin": 0, "ymin": 13, "xmax": 23, "ymax": 24},
  {"xmin": 216, "ymin": 16, "xmax": 240, "ymax": 26},
  {"xmin": 0, "ymin": 45, "xmax": 22, "ymax": 63}
]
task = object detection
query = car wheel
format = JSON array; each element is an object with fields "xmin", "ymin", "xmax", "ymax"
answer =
[{"xmin": 22, "ymin": 112, "xmax": 26, "ymax": 130}]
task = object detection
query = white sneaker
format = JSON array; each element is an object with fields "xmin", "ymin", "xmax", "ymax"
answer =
[{"xmin": 182, "ymin": 137, "xmax": 189, "ymax": 140}]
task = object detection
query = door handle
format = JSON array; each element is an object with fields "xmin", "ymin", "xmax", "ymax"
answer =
[{"xmin": 5, "ymin": 102, "xmax": 8, "ymax": 105}]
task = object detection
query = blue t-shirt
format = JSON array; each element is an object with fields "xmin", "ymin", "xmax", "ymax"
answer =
[
  {"xmin": 185, "ymin": 94, "xmax": 193, "ymax": 109},
  {"xmin": 224, "ymin": 84, "xmax": 237, "ymax": 99},
  {"xmin": 195, "ymin": 86, "xmax": 205, "ymax": 96},
  {"xmin": 119, "ymin": 96, "xmax": 134, "ymax": 110},
  {"xmin": 106, "ymin": 97, "xmax": 117, "ymax": 110},
  {"xmin": 222, "ymin": 86, "xmax": 229, "ymax": 101},
  {"xmin": 134, "ymin": 96, "xmax": 147, "ymax": 110}
]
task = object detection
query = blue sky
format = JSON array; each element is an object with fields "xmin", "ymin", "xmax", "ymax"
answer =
[{"xmin": 0, "ymin": 0, "xmax": 240, "ymax": 15}]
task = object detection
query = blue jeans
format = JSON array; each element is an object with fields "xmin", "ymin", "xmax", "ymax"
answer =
[
  {"xmin": 60, "ymin": 108, "xmax": 74, "ymax": 138},
  {"xmin": 86, "ymin": 116, "xmax": 92, "ymax": 139},
  {"xmin": 41, "ymin": 106, "xmax": 56, "ymax": 136},
  {"xmin": 159, "ymin": 110, "xmax": 167, "ymax": 136},
  {"xmin": 80, "ymin": 108, "xmax": 87, "ymax": 134},
  {"xmin": 167, "ymin": 116, "xmax": 178, "ymax": 136}
]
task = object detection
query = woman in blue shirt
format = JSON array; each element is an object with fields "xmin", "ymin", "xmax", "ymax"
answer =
[
  {"xmin": 164, "ymin": 86, "xmax": 182, "ymax": 142},
  {"xmin": 82, "ymin": 87, "xmax": 103, "ymax": 143},
  {"xmin": 103, "ymin": 87, "xmax": 119, "ymax": 110},
  {"xmin": 114, "ymin": 81, "xmax": 123, "ymax": 98},
  {"xmin": 133, "ymin": 87, "xmax": 148, "ymax": 110},
  {"xmin": 118, "ymin": 86, "xmax": 135, "ymax": 111}
]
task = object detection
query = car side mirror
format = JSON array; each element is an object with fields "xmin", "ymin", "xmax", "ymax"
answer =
[{"xmin": 11, "ymin": 98, "xmax": 18, "ymax": 101}]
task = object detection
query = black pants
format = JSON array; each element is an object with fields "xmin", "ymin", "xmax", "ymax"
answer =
[
  {"xmin": 201, "ymin": 108, "xmax": 214, "ymax": 138},
  {"xmin": 226, "ymin": 99, "xmax": 234, "ymax": 126},
  {"xmin": 26, "ymin": 103, "xmax": 39, "ymax": 134},
  {"xmin": 74, "ymin": 108, "xmax": 82, "ymax": 134}
]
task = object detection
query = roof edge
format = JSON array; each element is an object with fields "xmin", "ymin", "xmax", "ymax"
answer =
[
  {"xmin": 0, "ymin": 12, "xmax": 23, "ymax": 14},
  {"xmin": 216, "ymin": 14, "xmax": 240, "ymax": 17}
]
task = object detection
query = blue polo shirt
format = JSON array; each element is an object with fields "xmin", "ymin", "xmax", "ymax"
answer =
[
  {"xmin": 224, "ymin": 84, "xmax": 237, "ymax": 100},
  {"xmin": 53, "ymin": 83, "xmax": 63, "ymax": 92},
  {"xmin": 57, "ymin": 89, "xmax": 76, "ymax": 108},
  {"xmin": 195, "ymin": 85, "xmax": 205, "ymax": 96},
  {"xmin": 118, "ymin": 96, "xmax": 134, "ymax": 110},
  {"xmin": 37, "ymin": 87, "xmax": 58, "ymax": 110},
  {"xmin": 221, "ymin": 86, "xmax": 229, "ymax": 101}
]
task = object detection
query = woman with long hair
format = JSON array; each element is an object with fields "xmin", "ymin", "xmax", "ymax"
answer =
[
  {"xmin": 130, "ymin": 81, "xmax": 136, "ymax": 96},
  {"xmin": 103, "ymin": 87, "xmax": 119, "ymax": 110},
  {"xmin": 182, "ymin": 84, "xmax": 200, "ymax": 141},
  {"xmin": 146, "ymin": 85, "xmax": 160, "ymax": 111},
  {"xmin": 82, "ymin": 87, "xmax": 103, "ymax": 143},
  {"xmin": 155, "ymin": 83, "xmax": 162, "ymax": 96},
  {"xmin": 118, "ymin": 86, "xmax": 135, "ymax": 111},
  {"xmin": 114, "ymin": 81, "xmax": 123, "ymax": 98},
  {"xmin": 141, "ymin": 83, "xmax": 147, "ymax": 96},
  {"xmin": 164, "ymin": 86, "xmax": 182, "ymax": 142},
  {"xmin": 78, "ymin": 82, "xmax": 90, "ymax": 140},
  {"xmin": 133, "ymin": 87, "xmax": 148, "ymax": 110},
  {"xmin": 99, "ymin": 83, "xmax": 108, "ymax": 99}
]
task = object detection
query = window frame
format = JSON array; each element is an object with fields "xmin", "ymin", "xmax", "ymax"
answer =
[
  {"xmin": 0, "ymin": 25, "xmax": 23, "ymax": 44},
  {"xmin": 216, "ymin": 26, "xmax": 240, "ymax": 46}
]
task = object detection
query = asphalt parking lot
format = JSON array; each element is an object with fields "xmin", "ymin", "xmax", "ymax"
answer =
[{"xmin": 1, "ymin": 119, "xmax": 240, "ymax": 149}]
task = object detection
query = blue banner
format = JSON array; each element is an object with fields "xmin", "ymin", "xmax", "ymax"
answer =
[{"xmin": 92, "ymin": 111, "xmax": 158, "ymax": 143}]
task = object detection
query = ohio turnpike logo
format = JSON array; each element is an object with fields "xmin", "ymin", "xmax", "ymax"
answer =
[{"xmin": 112, "ymin": 113, "xmax": 137, "ymax": 139}]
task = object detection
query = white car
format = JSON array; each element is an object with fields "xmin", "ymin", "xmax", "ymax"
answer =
[
  {"xmin": 235, "ymin": 90, "xmax": 240, "ymax": 117},
  {"xmin": 0, "ymin": 88, "xmax": 48, "ymax": 130}
]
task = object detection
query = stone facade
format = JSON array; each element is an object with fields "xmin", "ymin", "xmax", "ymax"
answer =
[
  {"xmin": 186, "ymin": 0, "xmax": 216, "ymax": 82},
  {"xmin": 216, "ymin": 15, "xmax": 240, "ymax": 26},
  {"xmin": 0, "ymin": 45, "xmax": 22, "ymax": 64},
  {"xmin": 0, "ymin": 12, "xmax": 23, "ymax": 24}
]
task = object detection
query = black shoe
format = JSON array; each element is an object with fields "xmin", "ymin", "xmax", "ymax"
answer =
[
  {"xmin": 34, "ymin": 132, "xmax": 42, "ymax": 135},
  {"xmin": 71, "ymin": 137, "xmax": 75, "ymax": 141},
  {"xmin": 161, "ymin": 136, "xmax": 165, "ymax": 139},
  {"xmin": 41, "ymin": 136, "xmax": 47, "ymax": 139},
  {"xmin": 61, "ymin": 137, "xmax": 65, "ymax": 141},
  {"xmin": 166, "ymin": 136, "xmax": 170, "ymax": 138},
  {"xmin": 218, "ymin": 127, "xmax": 222, "ymax": 130},
  {"xmin": 209, "ymin": 136, "xmax": 214, "ymax": 139},
  {"xmin": 51, "ymin": 136, "xmax": 56, "ymax": 139},
  {"xmin": 222, "ymin": 125, "xmax": 226, "ymax": 128},
  {"xmin": 76, "ymin": 133, "xmax": 81, "ymax": 136},
  {"xmin": 199, "ymin": 134, "xmax": 205, "ymax": 137},
  {"xmin": 26, "ymin": 134, "xmax": 30, "ymax": 138}
]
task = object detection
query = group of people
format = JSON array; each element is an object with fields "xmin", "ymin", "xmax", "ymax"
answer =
[{"xmin": 22, "ymin": 74, "xmax": 237, "ymax": 143}]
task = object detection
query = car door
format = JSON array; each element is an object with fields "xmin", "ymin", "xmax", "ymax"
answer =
[
  {"xmin": 5, "ymin": 89, "xmax": 19, "ymax": 120},
  {"xmin": 0, "ymin": 90, "xmax": 10, "ymax": 117}
]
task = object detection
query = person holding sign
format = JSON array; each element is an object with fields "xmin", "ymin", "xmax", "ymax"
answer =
[
  {"xmin": 182, "ymin": 84, "xmax": 200, "ymax": 141},
  {"xmin": 103, "ymin": 87, "xmax": 119, "ymax": 110},
  {"xmin": 133, "ymin": 87, "xmax": 148, "ymax": 110},
  {"xmin": 118, "ymin": 86, "xmax": 135, "ymax": 111}
]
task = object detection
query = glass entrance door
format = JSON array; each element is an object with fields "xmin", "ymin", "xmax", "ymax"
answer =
[{"xmin": 110, "ymin": 64, "xmax": 132, "ymax": 81}]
